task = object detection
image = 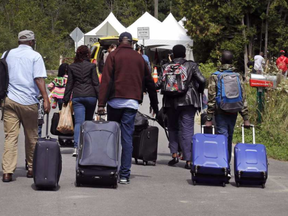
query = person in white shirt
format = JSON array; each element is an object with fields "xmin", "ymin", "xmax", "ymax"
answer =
[
  {"xmin": 1, "ymin": 30, "xmax": 50, "ymax": 182},
  {"xmin": 254, "ymin": 52, "xmax": 265, "ymax": 74}
]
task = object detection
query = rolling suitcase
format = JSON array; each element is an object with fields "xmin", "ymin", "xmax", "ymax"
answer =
[
  {"xmin": 33, "ymin": 114, "xmax": 62, "ymax": 189},
  {"xmin": 133, "ymin": 126, "xmax": 159, "ymax": 165},
  {"xmin": 75, "ymin": 120, "xmax": 121, "ymax": 188},
  {"xmin": 234, "ymin": 125, "xmax": 268, "ymax": 188},
  {"xmin": 191, "ymin": 126, "xmax": 230, "ymax": 187}
]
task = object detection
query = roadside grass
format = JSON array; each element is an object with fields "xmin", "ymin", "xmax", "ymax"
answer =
[{"xmin": 233, "ymin": 84, "xmax": 288, "ymax": 161}]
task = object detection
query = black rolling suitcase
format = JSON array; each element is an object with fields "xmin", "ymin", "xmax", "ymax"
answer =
[
  {"xmin": 133, "ymin": 126, "xmax": 159, "ymax": 165},
  {"xmin": 76, "ymin": 120, "xmax": 121, "ymax": 188},
  {"xmin": 33, "ymin": 114, "xmax": 62, "ymax": 189}
]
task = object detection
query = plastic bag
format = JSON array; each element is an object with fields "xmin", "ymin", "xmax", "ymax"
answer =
[{"xmin": 57, "ymin": 102, "xmax": 74, "ymax": 134}]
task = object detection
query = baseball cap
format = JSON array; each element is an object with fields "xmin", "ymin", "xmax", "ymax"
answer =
[
  {"xmin": 280, "ymin": 50, "xmax": 285, "ymax": 53},
  {"xmin": 119, "ymin": 32, "xmax": 132, "ymax": 42},
  {"xmin": 18, "ymin": 30, "xmax": 35, "ymax": 41}
]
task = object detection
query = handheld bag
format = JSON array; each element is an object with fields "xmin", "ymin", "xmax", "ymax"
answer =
[
  {"xmin": 191, "ymin": 125, "xmax": 230, "ymax": 187},
  {"xmin": 134, "ymin": 111, "xmax": 149, "ymax": 132},
  {"xmin": 234, "ymin": 125, "xmax": 268, "ymax": 188},
  {"xmin": 161, "ymin": 63, "xmax": 188, "ymax": 96},
  {"xmin": 57, "ymin": 102, "xmax": 74, "ymax": 134},
  {"xmin": 214, "ymin": 70, "xmax": 243, "ymax": 113},
  {"xmin": 33, "ymin": 114, "xmax": 62, "ymax": 189}
]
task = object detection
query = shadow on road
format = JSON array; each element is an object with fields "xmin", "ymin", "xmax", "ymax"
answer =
[
  {"xmin": 60, "ymin": 148, "xmax": 74, "ymax": 154},
  {"xmin": 130, "ymin": 174, "xmax": 151, "ymax": 179},
  {"xmin": 31, "ymin": 183, "xmax": 61, "ymax": 191}
]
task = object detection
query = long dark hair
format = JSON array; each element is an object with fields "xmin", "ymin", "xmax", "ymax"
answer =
[
  {"xmin": 57, "ymin": 63, "xmax": 69, "ymax": 77},
  {"xmin": 74, "ymin": 45, "xmax": 91, "ymax": 63}
]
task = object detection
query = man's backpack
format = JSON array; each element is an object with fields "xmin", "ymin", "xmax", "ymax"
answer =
[
  {"xmin": 0, "ymin": 50, "xmax": 10, "ymax": 100},
  {"xmin": 214, "ymin": 70, "xmax": 244, "ymax": 113},
  {"xmin": 161, "ymin": 62, "xmax": 188, "ymax": 96}
]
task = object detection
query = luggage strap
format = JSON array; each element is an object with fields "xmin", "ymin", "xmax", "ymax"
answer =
[{"xmin": 142, "ymin": 112, "xmax": 169, "ymax": 140}]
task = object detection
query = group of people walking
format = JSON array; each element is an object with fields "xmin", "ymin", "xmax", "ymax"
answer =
[{"xmin": 1, "ymin": 29, "xmax": 250, "ymax": 185}]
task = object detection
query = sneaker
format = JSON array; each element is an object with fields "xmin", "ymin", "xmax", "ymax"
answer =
[
  {"xmin": 184, "ymin": 162, "xmax": 191, "ymax": 170},
  {"xmin": 72, "ymin": 148, "xmax": 78, "ymax": 157},
  {"xmin": 168, "ymin": 157, "xmax": 179, "ymax": 166},
  {"xmin": 119, "ymin": 177, "xmax": 130, "ymax": 185}
]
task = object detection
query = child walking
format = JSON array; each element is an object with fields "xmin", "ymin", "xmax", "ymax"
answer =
[{"xmin": 48, "ymin": 63, "xmax": 69, "ymax": 110}]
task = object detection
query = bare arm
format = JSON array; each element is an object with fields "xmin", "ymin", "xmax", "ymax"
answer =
[{"xmin": 35, "ymin": 77, "xmax": 50, "ymax": 113}]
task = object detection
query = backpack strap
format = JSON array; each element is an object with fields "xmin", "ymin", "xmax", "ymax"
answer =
[
  {"xmin": 3, "ymin": 50, "xmax": 10, "ymax": 59},
  {"xmin": 1, "ymin": 50, "xmax": 10, "ymax": 121}
]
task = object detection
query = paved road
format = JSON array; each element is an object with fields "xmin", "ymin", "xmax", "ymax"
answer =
[{"xmin": 0, "ymin": 94, "xmax": 288, "ymax": 216}]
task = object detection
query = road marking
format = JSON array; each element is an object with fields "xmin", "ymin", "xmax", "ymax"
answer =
[{"xmin": 179, "ymin": 201, "xmax": 189, "ymax": 204}]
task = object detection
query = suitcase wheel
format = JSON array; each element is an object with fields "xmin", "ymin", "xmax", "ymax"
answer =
[
  {"xmin": 236, "ymin": 182, "xmax": 240, "ymax": 188},
  {"xmin": 262, "ymin": 184, "xmax": 265, "ymax": 189},
  {"xmin": 193, "ymin": 180, "xmax": 197, "ymax": 186},
  {"xmin": 222, "ymin": 182, "xmax": 226, "ymax": 187},
  {"xmin": 135, "ymin": 159, "xmax": 138, "ymax": 164},
  {"xmin": 153, "ymin": 161, "xmax": 156, "ymax": 166}
]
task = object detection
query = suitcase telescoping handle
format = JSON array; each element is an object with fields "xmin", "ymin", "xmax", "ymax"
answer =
[
  {"xmin": 201, "ymin": 125, "xmax": 215, "ymax": 134},
  {"xmin": 241, "ymin": 124, "xmax": 255, "ymax": 144},
  {"xmin": 199, "ymin": 92, "xmax": 215, "ymax": 134},
  {"xmin": 46, "ymin": 113, "xmax": 50, "ymax": 138},
  {"xmin": 95, "ymin": 112, "xmax": 107, "ymax": 121}
]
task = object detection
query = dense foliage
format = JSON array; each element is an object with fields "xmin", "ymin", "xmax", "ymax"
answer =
[
  {"xmin": 181, "ymin": 0, "xmax": 288, "ymax": 70},
  {"xmin": 0, "ymin": 0, "xmax": 182, "ymax": 69},
  {"xmin": 1, "ymin": 0, "xmax": 288, "ymax": 70}
]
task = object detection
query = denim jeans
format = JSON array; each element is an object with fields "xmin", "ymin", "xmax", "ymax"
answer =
[
  {"xmin": 107, "ymin": 105, "xmax": 137, "ymax": 179},
  {"xmin": 215, "ymin": 113, "xmax": 238, "ymax": 163},
  {"xmin": 58, "ymin": 99, "xmax": 63, "ymax": 110},
  {"xmin": 166, "ymin": 106, "xmax": 196, "ymax": 161},
  {"xmin": 72, "ymin": 97, "xmax": 97, "ymax": 148}
]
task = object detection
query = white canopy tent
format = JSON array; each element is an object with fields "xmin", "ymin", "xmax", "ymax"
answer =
[
  {"xmin": 178, "ymin": 17, "xmax": 187, "ymax": 31},
  {"xmin": 77, "ymin": 12, "xmax": 127, "ymax": 47},
  {"xmin": 85, "ymin": 12, "xmax": 126, "ymax": 36},
  {"xmin": 127, "ymin": 12, "xmax": 194, "ymax": 60},
  {"xmin": 127, "ymin": 12, "xmax": 164, "ymax": 44},
  {"xmin": 160, "ymin": 13, "xmax": 193, "ymax": 60}
]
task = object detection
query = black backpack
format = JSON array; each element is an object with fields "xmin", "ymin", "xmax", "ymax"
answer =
[{"xmin": 0, "ymin": 50, "xmax": 10, "ymax": 100}]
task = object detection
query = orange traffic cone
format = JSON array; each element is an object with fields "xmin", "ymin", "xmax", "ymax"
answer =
[{"xmin": 153, "ymin": 67, "xmax": 158, "ymax": 83}]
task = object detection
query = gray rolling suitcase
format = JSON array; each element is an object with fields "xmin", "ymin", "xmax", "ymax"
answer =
[
  {"xmin": 76, "ymin": 120, "xmax": 121, "ymax": 188},
  {"xmin": 33, "ymin": 114, "xmax": 62, "ymax": 189}
]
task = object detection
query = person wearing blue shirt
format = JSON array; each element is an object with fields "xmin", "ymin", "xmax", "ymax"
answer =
[
  {"xmin": 1, "ymin": 30, "xmax": 50, "ymax": 183},
  {"xmin": 136, "ymin": 45, "xmax": 151, "ymax": 72}
]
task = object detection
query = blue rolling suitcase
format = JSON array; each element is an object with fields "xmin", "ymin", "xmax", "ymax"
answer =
[
  {"xmin": 234, "ymin": 125, "xmax": 268, "ymax": 188},
  {"xmin": 191, "ymin": 126, "xmax": 230, "ymax": 187}
]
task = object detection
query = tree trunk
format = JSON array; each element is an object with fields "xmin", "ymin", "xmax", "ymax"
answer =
[
  {"xmin": 154, "ymin": 0, "xmax": 158, "ymax": 19},
  {"xmin": 246, "ymin": 13, "xmax": 253, "ymax": 58},
  {"xmin": 260, "ymin": 20, "xmax": 263, "ymax": 52},
  {"xmin": 242, "ymin": 17, "xmax": 249, "ymax": 76},
  {"xmin": 264, "ymin": 0, "xmax": 271, "ymax": 60}
]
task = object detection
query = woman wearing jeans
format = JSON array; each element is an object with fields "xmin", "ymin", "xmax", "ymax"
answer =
[{"xmin": 63, "ymin": 45, "xmax": 99, "ymax": 157}]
